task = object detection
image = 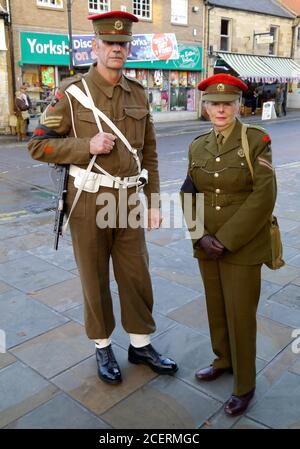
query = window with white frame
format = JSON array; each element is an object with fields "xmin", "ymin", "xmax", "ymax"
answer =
[
  {"xmin": 220, "ymin": 18, "xmax": 231, "ymax": 51},
  {"xmin": 171, "ymin": 0, "xmax": 188, "ymax": 25},
  {"xmin": 269, "ymin": 26, "xmax": 279, "ymax": 55},
  {"xmin": 133, "ymin": 0, "xmax": 152, "ymax": 20},
  {"xmin": 37, "ymin": 0, "xmax": 63, "ymax": 9},
  {"xmin": 88, "ymin": 0, "xmax": 110, "ymax": 13}
]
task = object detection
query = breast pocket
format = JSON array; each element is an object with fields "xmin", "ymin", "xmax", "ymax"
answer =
[
  {"xmin": 124, "ymin": 107, "xmax": 148, "ymax": 148},
  {"xmin": 226, "ymin": 160, "xmax": 250, "ymax": 188},
  {"xmin": 77, "ymin": 109, "xmax": 111, "ymax": 137}
]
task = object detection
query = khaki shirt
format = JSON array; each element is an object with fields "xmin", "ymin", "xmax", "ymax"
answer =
[
  {"xmin": 186, "ymin": 119, "xmax": 277, "ymax": 265},
  {"xmin": 28, "ymin": 63, "xmax": 159, "ymax": 203}
]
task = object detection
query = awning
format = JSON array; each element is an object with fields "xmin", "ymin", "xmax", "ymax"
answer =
[{"xmin": 217, "ymin": 52, "xmax": 300, "ymax": 83}]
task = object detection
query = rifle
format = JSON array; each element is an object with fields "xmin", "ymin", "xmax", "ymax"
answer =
[{"xmin": 52, "ymin": 164, "xmax": 69, "ymax": 250}]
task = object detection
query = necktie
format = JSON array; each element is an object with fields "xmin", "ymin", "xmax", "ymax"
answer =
[{"xmin": 216, "ymin": 133, "xmax": 224, "ymax": 152}]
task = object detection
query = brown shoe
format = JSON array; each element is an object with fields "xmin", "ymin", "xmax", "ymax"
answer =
[
  {"xmin": 224, "ymin": 388, "xmax": 255, "ymax": 416},
  {"xmin": 195, "ymin": 365, "xmax": 232, "ymax": 381}
]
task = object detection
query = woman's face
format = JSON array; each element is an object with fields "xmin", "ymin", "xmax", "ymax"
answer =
[{"xmin": 205, "ymin": 101, "xmax": 240, "ymax": 131}]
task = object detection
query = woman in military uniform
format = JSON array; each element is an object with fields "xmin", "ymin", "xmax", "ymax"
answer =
[{"xmin": 181, "ymin": 74, "xmax": 277, "ymax": 416}]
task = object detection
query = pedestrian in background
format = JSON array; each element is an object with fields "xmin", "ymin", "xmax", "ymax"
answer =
[
  {"xmin": 14, "ymin": 90, "xmax": 29, "ymax": 141},
  {"xmin": 281, "ymin": 86, "xmax": 287, "ymax": 116},
  {"xmin": 275, "ymin": 85, "xmax": 283, "ymax": 117}
]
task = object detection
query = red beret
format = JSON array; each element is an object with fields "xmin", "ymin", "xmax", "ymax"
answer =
[
  {"xmin": 88, "ymin": 11, "xmax": 139, "ymax": 23},
  {"xmin": 198, "ymin": 74, "xmax": 248, "ymax": 93}
]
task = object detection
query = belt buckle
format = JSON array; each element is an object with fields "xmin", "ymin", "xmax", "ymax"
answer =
[{"xmin": 114, "ymin": 176, "xmax": 121, "ymax": 189}]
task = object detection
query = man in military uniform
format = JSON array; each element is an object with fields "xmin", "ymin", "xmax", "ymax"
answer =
[
  {"xmin": 181, "ymin": 74, "xmax": 276, "ymax": 415},
  {"xmin": 28, "ymin": 11, "xmax": 177, "ymax": 385}
]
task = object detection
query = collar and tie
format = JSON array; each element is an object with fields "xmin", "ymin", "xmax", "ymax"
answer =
[{"xmin": 216, "ymin": 132, "xmax": 224, "ymax": 152}]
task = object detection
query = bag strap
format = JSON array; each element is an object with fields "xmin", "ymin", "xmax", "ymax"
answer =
[{"xmin": 241, "ymin": 124, "xmax": 254, "ymax": 180}]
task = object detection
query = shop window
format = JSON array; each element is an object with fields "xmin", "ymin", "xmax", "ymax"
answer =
[
  {"xmin": 37, "ymin": 0, "xmax": 63, "ymax": 9},
  {"xmin": 220, "ymin": 19, "xmax": 231, "ymax": 52},
  {"xmin": 149, "ymin": 70, "xmax": 169, "ymax": 112},
  {"xmin": 269, "ymin": 26, "xmax": 279, "ymax": 55},
  {"xmin": 133, "ymin": 0, "xmax": 152, "ymax": 20},
  {"xmin": 170, "ymin": 71, "xmax": 196, "ymax": 112},
  {"xmin": 171, "ymin": 0, "xmax": 188, "ymax": 25},
  {"xmin": 88, "ymin": 0, "xmax": 110, "ymax": 13}
]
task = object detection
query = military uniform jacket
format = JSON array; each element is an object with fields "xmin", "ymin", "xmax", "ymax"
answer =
[
  {"xmin": 187, "ymin": 119, "xmax": 277, "ymax": 265},
  {"xmin": 28, "ymin": 63, "xmax": 159, "ymax": 203}
]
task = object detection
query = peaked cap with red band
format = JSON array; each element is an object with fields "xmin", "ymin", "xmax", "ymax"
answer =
[
  {"xmin": 88, "ymin": 10, "xmax": 139, "ymax": 42},
  {"xmin": 198, "ymin": 74, "xmax": 248, "ymax": 102}
]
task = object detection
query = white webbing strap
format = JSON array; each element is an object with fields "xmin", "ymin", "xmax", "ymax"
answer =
[
  {"xmin": 62, "ymin": 79, "xmax": 104, "ymax": 233},
  {"xmin": 66, "ymin": 82, "xmax": 141, "ymax": 174}
]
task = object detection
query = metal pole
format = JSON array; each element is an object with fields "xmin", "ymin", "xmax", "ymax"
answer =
[{"xmin": 67, "ymin": 0, "xmax": 74, "ymax": 75}]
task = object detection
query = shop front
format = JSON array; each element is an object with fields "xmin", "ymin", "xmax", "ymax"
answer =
[
  {"xmin": 124, "ymin": 43, "xmax": 203, "ymax": 121},
  {"xmin": 214, "ymin": 52, "xmax": 300, "ymax": 115},
  {"xmin": 19, "ymin": 32, "xmax": 70, "ymax": 113},
  {"xmin": 72, "ymin": 34, "xmax": 203, "ymax": 122}
]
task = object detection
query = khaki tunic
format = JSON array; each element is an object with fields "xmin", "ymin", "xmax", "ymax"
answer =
[
  {"xmin": 183, "ymin": 119, "xmax": 277, "ymax": 395},
  {"xmin": 28, "ymin": 64, "xmax": 159, "ymax": 339}
]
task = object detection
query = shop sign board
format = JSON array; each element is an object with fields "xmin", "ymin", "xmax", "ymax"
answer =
[
  {"xmin": 72, "ymin": 33, "xmax": 180, "ymax": 67},
  {"xmin": 262, "ymin": 101, "xmax": 277, "ymax": 120},
  {"xmin": 125, "ymin": 44, "xmax": 202, "ymax": 71},
  {"xmin": 20, "ymin": 32, "xmax": 69, "ymax": 66}
]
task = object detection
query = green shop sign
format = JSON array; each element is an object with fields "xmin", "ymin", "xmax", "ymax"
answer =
[
  {"xmin": 20, "ymin": 32, "xmax": 69, "ymax": 66},
  {"xmin": 125, "ymin": 44, "xmax": 202, "ymax": 71}
]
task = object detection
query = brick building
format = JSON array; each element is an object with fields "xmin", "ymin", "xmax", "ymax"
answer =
[{"xmin": 1, "ymin": 0, "xmax": 206, "ymax": 130}]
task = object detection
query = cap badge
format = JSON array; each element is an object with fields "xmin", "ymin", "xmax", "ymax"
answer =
[
  {"xmin": 237, "ymin": 149, "xmax": 245, "ymax": 158},
  {"xmin": 217, "ymin": 83, "xmax": 225, "ymax": 92},
  {"xmin": 114, "ymin": 20, "xmax": 124, "ymax": 31}
]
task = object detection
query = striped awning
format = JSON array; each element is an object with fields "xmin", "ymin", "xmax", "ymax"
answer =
[{"xmin": 217, "ymin": 52, "xmax": 300, "ymax": 83}]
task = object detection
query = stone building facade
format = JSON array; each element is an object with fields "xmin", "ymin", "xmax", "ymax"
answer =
[{"xmin": 1, "ymin": 0, "xmax": 206, "ymax": 130}]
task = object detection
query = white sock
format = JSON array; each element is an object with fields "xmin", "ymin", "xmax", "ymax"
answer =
[
  {"xmin": 94, "ymin": 338, "xmax": 111, "ymax": 349},
  {"xmin": 129, "ymin": 334, "xmax": 151, "ymax": 348}
]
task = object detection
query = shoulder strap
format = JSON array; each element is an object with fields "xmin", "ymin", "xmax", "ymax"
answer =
[
  {"xmin": 66, "ymin": 82, "xmax": 141, "ymax": 174},
  {"xmin": 241, "ymin": 124, "xmax": 254, "ymax": 180}
]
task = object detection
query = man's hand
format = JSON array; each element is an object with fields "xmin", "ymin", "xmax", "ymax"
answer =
[
  {"xmin": 147, "ymin": 208, "xmax": 163, "ymax": 231},
  {"xmin": 90, "ymin": 132, "xmax": 116, "ymax": 155},
  {"xmin": 195, "ymin": 235, "xmax": 225, "ymax": 260}
]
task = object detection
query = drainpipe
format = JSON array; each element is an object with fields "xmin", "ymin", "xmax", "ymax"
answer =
[{"xmin": 6, "ymin": 0, "xmax": 16, "ymax": 95}]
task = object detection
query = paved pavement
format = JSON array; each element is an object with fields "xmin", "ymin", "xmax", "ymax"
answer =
[{"xmin": 0, "ymin": 112, "xmax": 300, "ymax": 429}]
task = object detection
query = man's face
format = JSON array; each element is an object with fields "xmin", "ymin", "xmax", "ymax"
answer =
[
  {"xmin": 205, "ymin": 101, "xmax": 240, "ymax": 131},
  {"xmin": 92, "ymin": 39, "xmax": 130, "ymax": 70}
]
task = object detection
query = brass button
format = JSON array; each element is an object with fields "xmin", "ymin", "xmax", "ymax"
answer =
[
  {"xmin": 216, "ymin": 157, "xmax": 221, "ymax": 162},
  {"xmin": 215, "ymin": 188, "xmax": 221, "ymax": 194},
  {"xmin": 241, "ymin": 162, "xmax": 245, "ymax": 166},
  {"xmin": 216, "ymin": 206, "xmax": 221, "ymax": 211},
  {"xmin": 214, "ymin": 173, "xmax": 219, "ymax": 178}
]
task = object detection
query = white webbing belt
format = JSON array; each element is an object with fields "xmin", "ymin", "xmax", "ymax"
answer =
[{"xmin": 62, "ymin": 78, "xmax": 142, "ymax": 233}]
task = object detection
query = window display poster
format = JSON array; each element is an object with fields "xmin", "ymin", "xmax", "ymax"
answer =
[
  {"xmin": 179, "ymin": 71, "xmax": 187, "ymax": 87},
  {"xmin": 170, "ymin": 71, "xmax": 179, "ymax": 87},
  {"xmin": 124, "ymin": 69, "xmax": 136, "ymax": 78},
  {"xmin": 188, "ymin": 72, "xmax": 196, "ymax": 88},
  {"xmin": 41, "ymin": 66, "xmax": 55, "ymax": 88},
  {"xmin": 136, "ymin": 69, "xmax": 148, "ymax": 87}
]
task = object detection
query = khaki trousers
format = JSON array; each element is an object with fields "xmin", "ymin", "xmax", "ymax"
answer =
[
  {"xmin": 198, "ymin": 259, "xmax": 262, "ymax": 395},
  {"xmin": 69, "ymin": 186, "xmax": 156, "ymax": 339}
]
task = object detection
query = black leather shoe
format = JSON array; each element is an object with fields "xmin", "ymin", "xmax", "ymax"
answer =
[
  {"xmin": 195, "ymin": 365, "xmax": 232, "ymax": 381},
  {"xmin": 96, "ymin": 345, "xmax": 122, "ymax": 385},
  {"xmin": 128, "ymin": 344, "xmax": 178, "ymax": 374},
  {"xmin": 224, "ymin": 388, "xmax": 255, "ymax": 416}
]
